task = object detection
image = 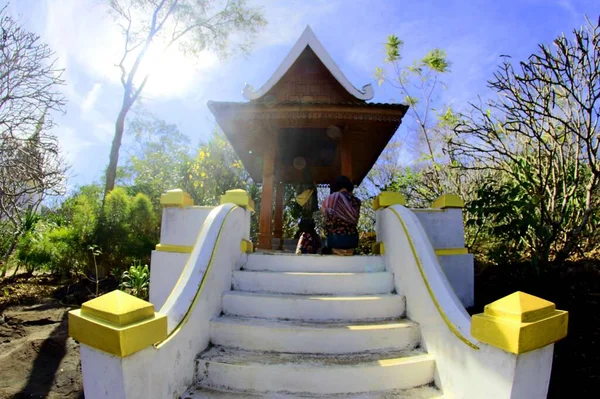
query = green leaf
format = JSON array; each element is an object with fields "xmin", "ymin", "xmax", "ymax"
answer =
[
  {"xmin": 404, "ymin": 95, "xmax": 419, "ymax": 106},
  {"xmin": 421, "ymin": 49, "xmax": 450, "ymax": 73},
  {"xmin": 385, "ymin": 34, "xmax": 403, "ymax": 63}
]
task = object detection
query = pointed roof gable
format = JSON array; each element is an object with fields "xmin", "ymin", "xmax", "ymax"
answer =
[{"xmin": 242, "ymin": 26, "xmax": 374, "ymax": 101}]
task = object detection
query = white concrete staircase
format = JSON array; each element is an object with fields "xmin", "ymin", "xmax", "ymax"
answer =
[{"xmin": 183, "ymin": 254, "xmax": 442, "ymax": 398}]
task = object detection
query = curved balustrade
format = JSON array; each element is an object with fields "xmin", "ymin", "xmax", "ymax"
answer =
[
  {"xmin": 377, "ymin": 204, "xmax": 558, "ymax": 398},
  {"xmin": 72, "ymin": 203, "xmax": 250, "ymax": 399}
]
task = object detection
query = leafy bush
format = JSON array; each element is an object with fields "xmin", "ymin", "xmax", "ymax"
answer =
[
  {"xmin": 11, "ymin": 184, "xmax": 158, "ymax": 279},
  {"xmin": 119, "ymin": 262, "xmax": 150, "ymax": 300},
  {"xmin": 356, "ymin": 231, "xmax": 377, "ymax": 255},
  {"xmin": 94, "ymin": 188, "xmax": 157, "ymax": 275}
]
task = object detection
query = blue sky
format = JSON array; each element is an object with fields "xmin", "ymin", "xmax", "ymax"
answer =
[{"xmin": 4, "ymin": 0, "xmax": 599, "ymax": 190}]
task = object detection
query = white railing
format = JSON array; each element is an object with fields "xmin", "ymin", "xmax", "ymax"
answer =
[
  {"xmin": 79, "ymin": 203, "xmax": 250, "ymax": 399},
  {"xmin": 377, "ymin": 205, "xmax": 554, "ymax": 399}
]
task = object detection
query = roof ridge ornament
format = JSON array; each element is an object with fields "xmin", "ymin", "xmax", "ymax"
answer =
[{"xmin": 241, "ymin": 25, "xmax": 374, "ymax": 101}]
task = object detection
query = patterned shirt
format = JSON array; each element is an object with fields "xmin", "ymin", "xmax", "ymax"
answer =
[{"xmin": 323, "ymin": 191, "xmax": 361, "ymax": 236}]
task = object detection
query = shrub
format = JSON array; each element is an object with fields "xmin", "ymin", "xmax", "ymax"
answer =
[{"xmin": 119, "ymin": 261, "xmax": 150, "ymax": 300}]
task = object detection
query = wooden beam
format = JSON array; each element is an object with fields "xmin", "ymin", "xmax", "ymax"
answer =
[
  {"xmin": 273, "ymin": 181, "xmax": 284, "ymax": 251},
  {"xmin": 341, "ymin": 128, "xmax": 353, "ymax": 180},
  {"xmin": 258, "ymin": 135, "xmax": 275, "ymax": 250}
]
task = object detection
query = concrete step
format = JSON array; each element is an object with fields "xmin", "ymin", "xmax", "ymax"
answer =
[
  {"xmin": 244, "ymin": 253, "xmax": 385, "ymax": 273},
  {"xmin": 196, "ymin": 347, "xmax": 436, "ymax": 395},
  {"xmin": 232, "ymin": 271, "xmax": 395, "ymax": 295},
  {"xmin": 183, "ymin": 384, "xmax": 444, "ymax": 398},
  {"xmin": 209, "ymin": 316, "xmax": 420, "ymax": 354},
  {"xmin": 221, "ymin": 292, "xmax": 405, "ymax": 321}
]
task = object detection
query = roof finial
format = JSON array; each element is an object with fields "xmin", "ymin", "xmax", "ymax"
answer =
[{"xmin": 241, "ymin": 24, "xmax": 374, "ymax": 101}]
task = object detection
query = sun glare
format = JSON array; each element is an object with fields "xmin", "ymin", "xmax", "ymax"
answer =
[{"xmin": 135, "ymin": 42, "xmax": 218, "ymax": 99}]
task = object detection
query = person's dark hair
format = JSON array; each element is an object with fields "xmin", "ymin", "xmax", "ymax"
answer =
[
  {"xmin": 331, "ymin": 175, "xmax": 354, "ymax": 194},
  {"xmin": 298, "ymin": 218, "xmax": 316, "ymax": 233}
]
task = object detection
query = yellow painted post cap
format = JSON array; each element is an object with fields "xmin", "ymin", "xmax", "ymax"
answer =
[
  {"xmin": 431, "ymin": 194, "xmax": 464, "ymax": 209},
  {"xmin": 220, "ymin": 189, "xmax": 255, "ymax": 212},
  {"xmin": 471, "ymin": 291, "xmax": 568, "ymax": 354},
  {"xmin": 241, "ymin": 239, "xmax": 254, "ymax": 253},
  {"xmin": 372, "ymin": 242, "xmax": 385, "ymax": 255},
  {"xmin": 373, "ymin": 191, "xmax": 406, "ymax": 210},
  {"xmin": 160, "ymin": 189, "xmax": 193, "ymax": 208},
  {"xmin": 69, "ymin": 290, "xmax": 167, "ymax": 357}
]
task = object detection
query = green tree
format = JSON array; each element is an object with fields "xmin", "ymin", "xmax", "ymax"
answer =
[
  {"xmin": 94, "ymin": 187, "xmax": 157, "ymax": 274},
  {"xmin": 185, "ymin": 129, "xmax": 261, "ymax": 240},
  {"xmin": 376, "ymin": 36, "xmax": 450, "ymax": 187},
  {"xmin": 103, "ymin": 0, "xmax": 266, "ymax": 196},
  {"xmin": 374, "ymin": 35, "xmax": 466, "ymax": 206},
  {"xmin": 186, "ymin": 129, "xmax": 254, "ymax": 205},
  {"xmin": 118, "ymin": 114, "xmax": 192, "ymax": 212},
  {"xmin": 450, "ymin": 18, "xmax": 600, "ymax": 267},
  {"xmin": 0, "ymin": 7, "xmax": 67, "ymax": 274}
]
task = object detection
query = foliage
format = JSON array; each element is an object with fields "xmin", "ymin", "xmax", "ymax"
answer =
[
  {"xmin": 185, "ymin": 129, "xmax": 253, "ymax": 204},
  {"xmin": 88, "ymin": 245, "xmax": 103, "ymax": 297},
  {"xmin": 95, "ymin": 187, "xmax": 157, "ymax": 274},
  {"xmin": 0, "ymin": 6, "xmax": 67, "ymax": 272},
  {"xmin": 374, "ymin": 34, "xmax": 463, "ymax": 206},
  {"xmin": 120, "ymin": 261, "xmax": 150, "ymax": 300},
  {"xmin": 118, "ymin": 114, "xmax": 192, "ymax": 212},
  {"xmin": 10, "ymin": 183, "xmax": 158, "ymax": 279},
  {"xmin": 184, "ymin": 129, "xmax": 261, "ymax": 241},
  {"xmin": 450, "ymin": 17, "xmax": 600, "ymax": 267},
  {"xmin": 103, "ymin": 0, "xmax": 266, "ymax": 194},
  {"xmin": 356, "ymin": 231, "xmax": 376, "ymax": 255}
]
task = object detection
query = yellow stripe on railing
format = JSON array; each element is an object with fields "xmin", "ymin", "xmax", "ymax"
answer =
[
  {"xmin": 389, "ymin": 207, "xmax": 480, "ymax": 350},
  {"xmin": 155, "ymin": 244, "xmax": 193, "ymax": 253},
  {"xmin": 435, "ymin": 248, "xmax": 468, "ymax": 256},
  {"xmin": 154, "ymin": 206, "xmax": 238, "ymax": 349}
]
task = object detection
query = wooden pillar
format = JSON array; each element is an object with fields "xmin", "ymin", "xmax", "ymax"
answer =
[
  {"xmin": 273, "ymin": 181, "xmax": 284, "ymax": 251},
  {"xmin": 341, "ymin": 129, "xmax": 353, "ymax": 180},
  {"xmin": 258, "ymin": 139, "xmax": 275, "ymax": 250}
]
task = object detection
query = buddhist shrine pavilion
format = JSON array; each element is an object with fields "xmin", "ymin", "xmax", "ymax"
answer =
[{"xmin": 208, "ymin": 26, "xmax": 408, "ymax": 250}]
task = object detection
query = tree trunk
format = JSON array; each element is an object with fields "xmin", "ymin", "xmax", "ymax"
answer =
[
  {"xmin": 104, "ymin": 105, "xmax": 130, "ymax": 197},
  {"xmin": 0, "ymin": 235, "xmax": 19, "ymax": 277}
]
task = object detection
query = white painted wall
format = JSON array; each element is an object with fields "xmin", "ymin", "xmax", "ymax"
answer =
[
  {"xmin": 149, "ymin": 251, "xmax": 189, "ymax": 309},
  {"xmin": 413, "ymin": 208, "xmax": 465, "ymax": 249},
  {"xmin": 377, "ymin": 205, "xmax": 554, "ymax": 399},
  {"xmin": 149, "ymin": 206, "xmax": 215, "ymax": 311},
  {"xmin": 413, "ymin": 208, "xmax": 473, "ymax": 308},
  {"xmin": 438, "ymin": 254, "xmax": 474, "ymax": 308},
  {"xmin": 160, "ymin": 206, "xmax": 215, "ymax": 246},
  {"xmin": 80, "ymin": 204, "xmax": 251, "ymax": 399}
]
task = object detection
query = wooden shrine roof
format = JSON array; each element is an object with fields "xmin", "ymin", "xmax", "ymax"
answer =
[
  {"xmin": 208, "ymin": 101, "xmax": 408, "ymax": 185},
  {"xmin": 208, "ymin": 26, "xmax": 409, "ymax": 186}
]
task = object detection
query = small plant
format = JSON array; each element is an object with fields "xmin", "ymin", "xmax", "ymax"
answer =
[
  {"xmin": 88, "ymin": 245, "xmax": 103, "ymax": 297},
  {"xmin": 120, "ymin": 261, "xmax": 150, "ymax": 300}
]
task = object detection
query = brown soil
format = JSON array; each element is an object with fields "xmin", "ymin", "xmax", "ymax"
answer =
[
  {"xmin": 0, "ymin": 300, "xmax": 83, "ymax": 398},
  {"xmin": 0, "ymin": 273, "xmax": 118, "ymax": 399}
]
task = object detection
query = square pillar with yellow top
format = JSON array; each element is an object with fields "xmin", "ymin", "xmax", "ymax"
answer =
[
  {"xmin": 69, "ymin": 290, "xmax": 167, "ymax": 357},
  {"xmin": 69, "ymin": 290, "xmax": 167, "ymax": 399}
]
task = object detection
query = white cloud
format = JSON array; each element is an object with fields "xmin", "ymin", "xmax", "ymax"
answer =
[
  {"xmin": 41, "ymin": 0, "xmax": 225, "ymax": 100},
  {"xmin": 92, "ymin": 122, "xmax": 115, "ymax": 144},
  {"xmin": 54, "ymin": 126, "xmax": 95, "ymax": 165},
  {"xmin": 81, "ymin": 83, "xmax": 103, "ymax": 113},
  {"xmin": 44, "ymin": 0, "xmax": 122, "ymax": 84}
]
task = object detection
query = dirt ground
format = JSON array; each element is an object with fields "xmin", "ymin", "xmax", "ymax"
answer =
[
  {"xmin": 0, "ymin": 273, "xmax": 115, "ymax": 399},
  {"xmin": 0, "ymin": 300, "xmax": 83, "ymax": 398}
]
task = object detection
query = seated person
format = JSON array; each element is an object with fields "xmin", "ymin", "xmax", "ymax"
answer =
[
  {"xmin": 321, "ymin": 176, "xmax": 361, "ymax": 256},
  {"xmin": 295, "ymin": 218, "xmax": 321, "ymax": 254}
]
